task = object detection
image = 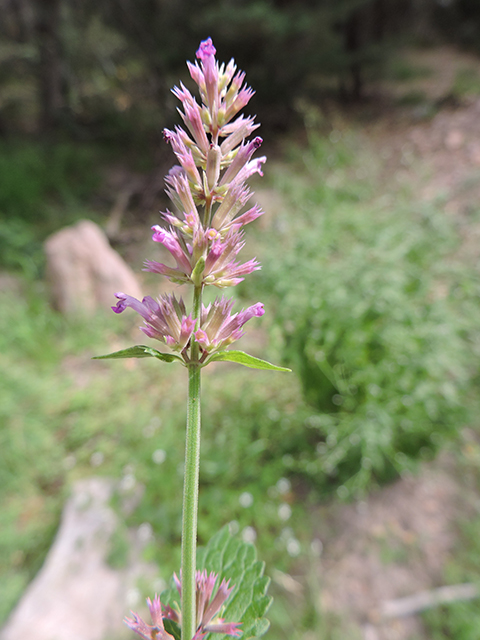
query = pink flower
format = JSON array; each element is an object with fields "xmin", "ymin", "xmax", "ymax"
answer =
[
  {"xmin": 151, "ymin": 226, "xmax": 193, "ymax": 274},
  {"xmin": 174, "ymin": 570, "xmax": 242, "ymax": 638},
  {"xmin": 219, "ymin": 137, "xmax": 263, "ymax": 186},
  {"xmin": 163, "ymin": 128, "xmax": 203, "ymax": 191},
  {"xmin": 220, "ymin": 115, "xmax": 259, "ymax": 155},
  {"xmin": 112, "ymin": 39, "xmax": 266, "ymax": 358},
  {"xmin": 126, "ymin": 571, "xmax": 241, "ymax": 640},
  {"xmin": 196, "ymin": 37, "xmax": 216, "ymax": 61},
  {"xmin": 195, "ymin": 297, "xmax": 265, "ymax": 354},
  {"xmin": 194, "ymin": 38, "xmax": 219, "ymax": 116},
  {"xmin": 112, "ymin": 293, "xmax": 195, "ymax": 354},
  {"xmin": 203, "ymin": 230, "xmax": 261, "ymax": 288},
  {"xmin": 124, "ymin": 595, "xmax": 177, "ymax": 640}
]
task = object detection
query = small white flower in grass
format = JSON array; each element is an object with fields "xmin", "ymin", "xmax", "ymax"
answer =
[
  {"xmin": 228, "ymin": 520, "xmax": 240, "ymax": 535},
  {"xmin": 267, "ymin": 485, "xmax": 277, "ymax": 499},
  {"xmin": 286, "ymin": 538, "xmax": 301, "ymax": 557},
  {"xmin": 310, "ymin": 538, "xmax": 323, "ymax": 556},
  {"xmin": 239, "ymin": 491, "xmax": 253, "ymax": 508},
  {"xmin": 126, "ymin": 587, "xmax": 141, "ymax": 607},
  {"xmin": 90, "ymin": 451, "xmax": 104, "ymax": 467},
  {"xmin": 120, "ymin": 473, "xmax": 136, "ymax": 492},
  {"xmin": 278, "ymin": 503, "xmax": 292, "ymax": 521},
  {"xmin": 267, "ymin": 408, "xmax": 280, "ymax": 421},
  {"xmin": 152, "ymin": 449, "xmax": 167, "ymax": 464},
  {"xmin": 282, "ymin": 454, "xmax": 294, "ymax": 467},
  {"xmin": 143, "ymin": 417, "xmax": 162, "ymax": 438},
  {"xmin": 280, "ymin": 527, "xmax": 294, "ymax": 540},
  {"xmin": 276, "ymin": 477, "xmax": 291, "ymax": 494},
  {"xmin": 242, "ymin": 526, "xmax": 257, "ymax": 543},
  {"xmin": 138, "ymin": 522, "xmax": 153, "ymax": 544}
]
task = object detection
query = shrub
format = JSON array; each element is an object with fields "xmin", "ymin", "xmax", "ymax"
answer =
[{"xmin": 253, "ymin": 142, "xmax": 479, "ymax": 496}]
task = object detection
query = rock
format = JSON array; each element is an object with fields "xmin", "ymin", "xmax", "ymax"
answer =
[
  {"xmin": 44, "ymin": 220, "xmax": 142, "ymax": 316},
  {"xmin": 0, "ymin": 477, "xmax": 158, "ymax": 640}
]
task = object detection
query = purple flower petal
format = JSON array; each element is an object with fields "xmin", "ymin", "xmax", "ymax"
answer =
[{"xmin": 196, "ymin": 38, "xmax": 216, "ymax": 60}]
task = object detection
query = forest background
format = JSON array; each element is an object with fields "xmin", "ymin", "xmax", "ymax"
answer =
[{"xmin": 2, "ymin": 1, "xmax": 480, "ymax": 639}]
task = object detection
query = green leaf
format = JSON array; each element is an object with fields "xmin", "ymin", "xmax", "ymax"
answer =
[
  {"xmin": 92, "ymin": 345, "xmax": 183, "ymax": 364},
  {"xmin": 207, "ymin": 350, "xmax": 291, "ymax": 372},
  {"xmin": 163, "ymin": 619, "xmax": 181, "ymax": 640},
  {"xmin": 201, "ymin": 527, "xmax": 272, "ymax": 640},
  {"xmin": 161, "ymin": 527, "xmax": 272, "ymax": 640}
]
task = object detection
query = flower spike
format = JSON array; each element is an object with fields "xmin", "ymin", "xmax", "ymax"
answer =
[
  {"xmin": 111, "ymin": 37, "xmax": 267, "ymax": 362},
  {"xmin": 103, "ymin": 36, "xmax": 280, "ymax": 640}
]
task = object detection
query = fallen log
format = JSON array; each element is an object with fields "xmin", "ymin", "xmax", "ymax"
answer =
[{"xmin": 380, "ymin": 583, "xmax": 479, "ymax": 619}]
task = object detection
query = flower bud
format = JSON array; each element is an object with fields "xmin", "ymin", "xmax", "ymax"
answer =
[
  {"xmin": 191, "ymin": 257, "xmax": 206, "ymax": 287},
  {"xmin": 206, "ymin": 144, "xmax": 222, "ymax": 190}
]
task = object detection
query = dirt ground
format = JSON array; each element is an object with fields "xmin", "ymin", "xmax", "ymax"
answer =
[
  {"xmin": 312, "ymin": 453, "xmax": 474, "ymax": 640},
  {"xmin": 298, "ymin": 47, "xmax": 480, "ymax": 640}
]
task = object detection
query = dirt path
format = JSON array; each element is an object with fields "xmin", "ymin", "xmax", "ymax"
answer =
[{"xmin": 313, "ymin": 454, "xmax": 473, "ymax": 640}]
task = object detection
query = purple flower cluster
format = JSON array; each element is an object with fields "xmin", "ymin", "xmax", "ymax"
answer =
[
  {"xmin": 113, "ymin": 38, "xmax": 265, "ymax": 362},
  {"xmin": 112, "ymin": 292, "xmax": 264, "ymax": 359},
  {"xmin": 125, "ymin": 570, "xmax": 241, "ymax": 640}
]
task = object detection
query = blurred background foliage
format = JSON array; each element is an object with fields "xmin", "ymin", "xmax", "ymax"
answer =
[
  {"xmin": 249, "ymin": 134, "xmax": 479, "ymax": 496},
  {"xmin": 2, "ymin": 0, "xmax": 480, "ymax": 273},
  {"xmin": 2, "ymin": 1, "xmax": 480, "ymax": 638},
  {"xmin": 2, "ymin": 0, "xmax": 480, "ymax": 138}
]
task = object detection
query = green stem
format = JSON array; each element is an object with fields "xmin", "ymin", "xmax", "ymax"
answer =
[{"xmin": 181, "ymin": 285, "xmax": 203, "ymax": 640}]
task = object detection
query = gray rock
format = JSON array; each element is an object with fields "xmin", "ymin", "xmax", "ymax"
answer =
[
  {"xmin": 44, "ymin": 220, "xmax": 142, "ymax": 316},
  {"xmin": 1, "ymin": 477, "xmax": 158, "ymax": 640}
]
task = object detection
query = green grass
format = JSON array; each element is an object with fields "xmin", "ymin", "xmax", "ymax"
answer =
[
  {"xmin": 452, "ymin": 68, "xmax": 480, "ymax": 98},
  {"xmin": 423, "ymin": 513, "xmax": 480, "ymax": 639},
  {"xmin": 386, "ymin": 57, "xmax": 433, "ymax": 82}
]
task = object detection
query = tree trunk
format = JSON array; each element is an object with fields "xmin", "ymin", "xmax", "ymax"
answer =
[
  {"xmin": 344, "ymin": 9, "xmax": 363, "ymax": 101},
  {"xmin": 35, "ymin": 0, "xmax": 65, "ymax": 133}
]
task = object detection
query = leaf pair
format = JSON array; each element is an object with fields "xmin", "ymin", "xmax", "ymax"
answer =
[{"xmin": 93, "ymin": 345, "xmax": 290, "ymax": 372}]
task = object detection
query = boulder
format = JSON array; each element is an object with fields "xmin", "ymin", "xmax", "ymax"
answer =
[
  {"xmin": 0, "ymin": 477, "xmax": 158, "ymax": 640},
  {"xmin": 44, "ymin": 220, "xmax": 142, "ymax": 316}
]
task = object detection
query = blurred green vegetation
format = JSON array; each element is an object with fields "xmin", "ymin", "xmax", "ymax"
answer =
[
  {"xmin": 0, "ymin": 141, "xmax": 105, "ymax": 276},
  {"xmin": 1, "ymin": 4, "xmax": 480, "ymax": 636},
  {"xmin": 248, "ymin": 132, "xmax": 480, "ymax": 498},
  {"xmin": 1, "ymin": 123, "xmax": 480, "ymax": 639},
  {"xmin": 423, "ymin": 514, "xmax": 480, "ymax": 639},
  {"xmin": 2, "ymin": 0, "xmax": 480, "ymax": 142}
]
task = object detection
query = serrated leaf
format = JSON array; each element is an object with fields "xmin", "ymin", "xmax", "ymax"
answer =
[
  {"xmin": 200, "ymin": 528, "xmax": 272, "ymax": 640},
  {"xmin": 207, "ymin": 350, "xmax": 291, "ymax": 372},
  {"xmin": 163, "ymin": 619, "xmax": 181, "ymax": 640},
  {"xmin": 92, "ymin": 345, "xmax": 183, "ymax": 364},
  {"xmin": 160, "ymin": 527, "xmax": 272, "ymax": 640}
]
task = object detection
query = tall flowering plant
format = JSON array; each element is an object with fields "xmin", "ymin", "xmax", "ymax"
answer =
[{"xmin": 96, "ymin": 38, "xmax": 289, "ymax": 640}]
